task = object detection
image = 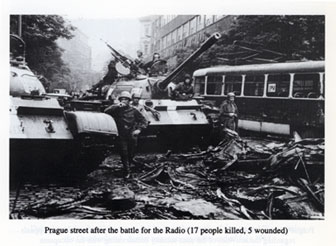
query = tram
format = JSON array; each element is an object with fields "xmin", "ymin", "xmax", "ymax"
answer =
[{"xmin": 193, "ymin": 61, "xmax": 325, "ymax": 137}]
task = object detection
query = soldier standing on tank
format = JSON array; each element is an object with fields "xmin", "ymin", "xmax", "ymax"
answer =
[
  {"xmin": 89, "ymin": 59, "xmax": 118, "ymax": 98},
  {"xmin": 147, "ymin": 53, "xmax": 162, "ymax": 76},
  {"xmin": 134, "ymin": 50, "xmax": 144, "ymax": 68},
  {"xmin": 104, "ymin": 91, "xmax": 148, "ymax": 178},
  {"xmin": 172, "ymin": 74, "xmax": 194, "ymax": 100},
  {"xmin": 219, "ymin": 92, "xmax": 239, "ymax": 133}
]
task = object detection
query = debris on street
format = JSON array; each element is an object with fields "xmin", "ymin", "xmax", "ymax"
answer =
[{"xmin": 10, "ymin": 132, "xmax": 324, "ymax": 220}]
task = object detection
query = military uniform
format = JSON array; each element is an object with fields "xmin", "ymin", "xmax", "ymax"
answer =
[
  {"xmin": 172, "ymin": 82, "xmax": 194, "ymax": 100},
  {"xmin": 219, "ymin": 99, "xmax": 238, "ymax": 132},
  {"xmin": 104, "ymin": 103, "xmax": 147, "ymax": 175},
  {"xmin": 131, "ymin": 102, "xmax": 150, "ymax": 124}
]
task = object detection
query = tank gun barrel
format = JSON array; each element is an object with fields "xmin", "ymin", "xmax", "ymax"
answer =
[
  {"xmin": 102, "ymin": 39, "xmax": 143, "ymax": 75},
  {"xmin": 156, "ymin": 32, "xmax": 221, "ymax": 90}
]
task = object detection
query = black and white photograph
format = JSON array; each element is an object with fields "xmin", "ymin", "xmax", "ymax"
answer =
[{"xmin": 9, "ymin": 13, "xmax": 326, "ymax": 221}]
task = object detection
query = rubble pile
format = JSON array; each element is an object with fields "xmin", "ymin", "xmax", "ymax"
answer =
[{"xmin": 10, "ymin": 133, "xmax": 324, "ymax": 219}]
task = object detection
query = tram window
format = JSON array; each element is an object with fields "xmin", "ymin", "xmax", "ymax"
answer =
[
  {"xmin": 244, "ymin": 75, "xmax": 265, "ymax": 96},
  {"xmin": 293, "ymin": 73, "xmax": 320, "ymax": 98},
  {"xmin": 194, "ymin": 76, "xmax": 205, "ymax": 95},
  {"xmin": 206, "ymin": 75, "xmax": 222, "ymax": 95},
  {"xmin": 266, "ymin": 74, "xmax": 290, "ymax": 97},
  {"xmin": 224, "ymin": 75, "xmax": 242, "ymax": 95}
]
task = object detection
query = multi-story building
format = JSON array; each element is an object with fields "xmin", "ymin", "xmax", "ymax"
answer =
[
  {"xmin": 139, "ymin": 16, "xmax": 158, "ymax": 58},
  {"xmin": 139, "ymin": 15, "xmax": 234, "ymax": 69}
]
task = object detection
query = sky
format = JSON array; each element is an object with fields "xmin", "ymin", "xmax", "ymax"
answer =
[{"xmin": 66, "ymin": 17, "xmax": 142, "ymax": 72}]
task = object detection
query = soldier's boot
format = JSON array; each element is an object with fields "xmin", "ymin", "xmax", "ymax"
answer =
[
  {"xmin": 122, "ymin": 161, "xmax": 131, "ymax": 179},
  {"xmin": 132, "ymin": 159, "xmax": 143, "ymax": 172},
  {"xmin": 125, "ymin": 171, "xmax": 131, "ymax": 179},
  {"xmin": 128, "ymin": 147, "xmax": 141, "ymax": 171},
  {"xmin": 124, "ymin": 166, "xmax": 131, "ymax": 179}
]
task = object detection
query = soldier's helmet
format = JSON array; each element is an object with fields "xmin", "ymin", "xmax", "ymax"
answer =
[
  {"xmin": 184, "ymin": 74, "xmax": 192, "ymax": 83},
  {"xmin": 227, "ymin": 92, "xmax": 235, "ymax": 97},
  {"xmin": 118, "ymin": 91, "xmax": 132, "ymax": 101},
  {"xmin": 184, "ymin": 73, "xmax": 192, "ymax": 79}
]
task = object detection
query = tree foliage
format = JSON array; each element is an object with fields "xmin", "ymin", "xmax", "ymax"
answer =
[
  {"xmin": 223, "ymin": 15, "xmax": 325, "ymax": 62},
  {"xmin": 10, "ymin": 15, "xmax": 76, "ymax": 91},
  {"xmin": 174, "ymin": 15, "xmax": 325, "ymax": 72}
]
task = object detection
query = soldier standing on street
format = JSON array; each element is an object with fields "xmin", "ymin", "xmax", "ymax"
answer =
[
  {"xmin": 219, "ymin": 92, "xmax": 239, "ymax": 133},
  {"xmin": 104, "ymin": 91, "xmax": 148, "ymax": 178}
]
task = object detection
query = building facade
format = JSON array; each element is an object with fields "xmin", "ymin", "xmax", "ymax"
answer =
[
  {"xmin": 139, "ymin": 15, "xmax": 234, "ymax": 69},
  {"xmin": 139, "ymin": 16, "xmax": 158, "ymax": 58}
]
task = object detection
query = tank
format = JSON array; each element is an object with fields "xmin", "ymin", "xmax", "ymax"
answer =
[
  {"xmin": 105, "ymin": 32, "xmax": 221, "ymax": 100},
  {"xmin": 9, "ymin": 35, "xmax": 119, "ymax": 181},
  {"xmin": 105, "ymin": 33, "xmax": 222, "ymax": 149}
]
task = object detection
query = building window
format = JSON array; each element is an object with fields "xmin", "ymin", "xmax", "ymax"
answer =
[
  {"xmin": 190, "ymin": 17, "xmax": 197, "ymax": 35},
  {"xmin": 162, "ymin": 16, "xmax": 166, "ymax": 26},
  {"xmin": 145, "ymin": 25, "xmax": 150, "ymax": 36},
  {"xmin": 183, "ymin": 22, "xmax": 189, "ymax": 38},
  {"xmin": 196, "ymin": 15, "xmax": 204, "ymax": 31},
  {"xmin": 205, "ymin": 15, "xmax": 213, "ymax": 26},
  {"xmin": 162, "ymin": 36, "xmax": 165, "ymax": 49},
  {"xmin": 177, "ymin": 26, "xmax": 183, "ymax": 41},
  {"xmin": 160, "ymin": 16, "xmax": 164, "ymax": 27},
  {"xmin": 171, "ymin": 29, "xmax": 176, "ymax": 44},
  {"xmin": 198, "ymin": 32, "xmax": 205, "ymax": 42},
  {"xmin": 157, "ymin": 40, "xmax": 161, "ymax": 51},
  {"xmin": 167, "ymin": 33, "xmax": 171, "ymax": 47}
]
